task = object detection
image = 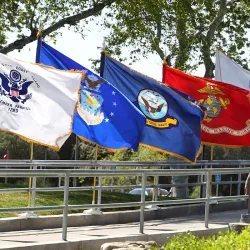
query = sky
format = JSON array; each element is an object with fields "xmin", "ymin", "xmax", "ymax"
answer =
[{"xmin": 7, "ymin": 22, "xmax": 206, "ymax": 81}]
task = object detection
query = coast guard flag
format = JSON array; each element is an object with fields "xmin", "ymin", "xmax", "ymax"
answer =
[
  {"xmin": 215, "ymin": 48, "xmax": 250, "ymax": 91},
  {"xmin": 0, "ymin": 53, "xmax": 83, "ymax": 150},
  {"xmin": 101, "ymin": 52, "xmax": 205, "ymax": 163},
  {"xmin": 36, "ymin": 38, "xmax": 145, "ymax": 151}
]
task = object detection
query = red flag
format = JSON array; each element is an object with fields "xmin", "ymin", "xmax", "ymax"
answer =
[{"xmin": 163, "ymin": 64, "xmax": 250, "ymax": 147}]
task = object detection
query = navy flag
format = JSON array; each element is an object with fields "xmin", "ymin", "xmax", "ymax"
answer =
[
  {"xmin": 100, "ymin": 52, "xmax": 205, "ymax": 162},
  {"xmin": 36, "ymin": 38, "xmax": 146, "ymax": 151}
]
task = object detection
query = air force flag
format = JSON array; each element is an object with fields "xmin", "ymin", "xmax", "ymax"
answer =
[{"xmin": 36, "ymin": 38, "xmax": 145, "ymax": 151}]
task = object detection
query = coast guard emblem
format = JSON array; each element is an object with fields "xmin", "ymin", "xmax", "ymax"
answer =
[{"xmin": 0, "ymin": 70, "xmax": 32, "ymax": 104}]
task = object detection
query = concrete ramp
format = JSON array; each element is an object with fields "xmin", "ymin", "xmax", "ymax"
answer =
[{"xmin": 0, "ymin": 209, "xmax": 246, "ymax": 250}]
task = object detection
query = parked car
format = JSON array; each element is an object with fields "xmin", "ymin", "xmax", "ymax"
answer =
[{"xmin": 128, "ymin": 187, "xmax": 169, "ymax": 197}]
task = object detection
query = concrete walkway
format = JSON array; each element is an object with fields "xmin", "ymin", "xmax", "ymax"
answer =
[{"xmin": 0, "ymin": 209, "xmax": 246, "ymax": 250}]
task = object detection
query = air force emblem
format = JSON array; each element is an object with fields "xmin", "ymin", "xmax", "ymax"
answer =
[
  {"xmin": 77, "ymin": 74, "xmax": 105, "ymax": 125},
  {"xmin": 0, "ymin": 70, "xmax": 32, "ymax": 104}
]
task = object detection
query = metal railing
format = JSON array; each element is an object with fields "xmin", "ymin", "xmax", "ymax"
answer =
[{"xmin": 0, "ymin": 160, "xmax": 249, "ymax": 240}]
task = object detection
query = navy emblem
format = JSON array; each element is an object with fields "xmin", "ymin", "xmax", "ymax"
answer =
[
  {"xmin": 138, "ymin": 89, "xmax": 178, "ymax": 128},
  {"xmin": 138, "ymin": 89, "xmax": 167, "ymax": 119},
  {"xmin": 0, "ymin": 70, "xmax": 33, "ymax": 104}
]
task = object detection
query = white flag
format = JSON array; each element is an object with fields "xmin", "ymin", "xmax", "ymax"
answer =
[
  {"xmin": 215, "ymin": 48, "xmax": 250, "ymax": 91},
  {"xmin": 0, "ymin": 53, "xmax": 83, "ymax": 150}
]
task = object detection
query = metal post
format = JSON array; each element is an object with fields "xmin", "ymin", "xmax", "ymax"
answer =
[
  {"xmin": 200, "ymin": 145, "xmax": 206, "ymax": 198},
  {"xmin": 230, "ymin": 177, "xmax": 232, "ymax": 196},
  {"xmin": 62, "ymin": 173, "xmax": 70, "ymax": 241},
  {"xmin": 43, "ymin": 148, "xmax": 47, "ymax": 186},
  {"xmin": 31, "ymin": 166, "xmax": 37, "ymax": 207},
  {"xmin": 216, "ymin": 184, "xmax": 219, "ymax": 197},
  {"xmin": 155, "ymin": 175, "xmax": 159, "ymax": 201},
  {"xmin": 140, "ymin": 173, "xmax": 146, "ymax": 234},
  {"xmin": 237, "ymin": 172, "xmax": 241, "ymax": 196},
  {"xmin": 73, "ymin": 136, "xmax": 78, "ymax": 187},
  {"xmin": 97, "ymin": 175, "xmax": 102, "ymax": 206},
  {"xmin": 248, "ymin": 185, "xmax": 250, "ymax": 215},
  {"xmin": 202, "ymin": 167, "xmax": 207, "ymax": 198},
  {"xmin": 58, "ymin": 177, "xmax": 62, "ymax": 187},
  {"xmin": 205, "ymin": 172, "xmax": 210, "ymax": 228}
]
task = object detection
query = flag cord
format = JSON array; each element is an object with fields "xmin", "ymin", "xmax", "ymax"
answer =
[{"xmin": 28, "ymin": 142, "xmax": 34, "ymax": 207}]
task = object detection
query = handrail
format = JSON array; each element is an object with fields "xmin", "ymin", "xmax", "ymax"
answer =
[
  {"xmin": 0, "ymin": 159, "xmax": 250, "ymax": 167},
  {"xmin": 0, "ymin": 163, "xmax": 249, "ymax": 241},
  {"xmin": 0, "ymin": 167, "xmax": 249, "ymax": 176}
]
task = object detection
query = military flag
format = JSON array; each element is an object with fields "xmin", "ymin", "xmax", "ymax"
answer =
[
  {"xmin": 215, "ymin": 48, "xmax": 250, "ymax": 91},
  {"xmin": 36, "ymin": 38, "xmax": 146, "ymax": 151},
  {"xmin": 163, "ymin": 64, "xmax": 250, "ymax": 147},
  {"xmin": 0, "ymin": 53, "xmax": 83, "ymax": 149},
  {"xmin": 100, "ymin": 52, "xmax": 205, "ymax": 163}
]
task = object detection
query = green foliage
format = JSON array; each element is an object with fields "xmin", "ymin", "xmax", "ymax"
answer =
[
  {"xmin": 0, "ymin": 183, "xmax": 175, "ymax": 217},
  {"xmin": 101, "ymin": 146, "xmax": 168, "ymax": 188},
  {"xmin": 103, "ymin": 0, "xmax": 250, "ymax": 76},
  {"xmin": 1, "ymin": 0, "xmax": 249, "ymax": 77},
  {"xmin": 151, "ymin": 227, "xmax": 250, "ymax": 250},
  {"xmin": 0, "ymin": 131, "xmax": 58, "ymax": 160}
]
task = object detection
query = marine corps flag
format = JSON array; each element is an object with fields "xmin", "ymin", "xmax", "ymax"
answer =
[
  {"xmin": 101, "ymin": 52, "xmax": 205, "ymax": 163},
  {"xmin": 163, "ymin": 64, "xmax": 250, "ymax": 147},
  {"xmin": 0, "ymin": 53, "xmax": 83, "ymax": 150}
]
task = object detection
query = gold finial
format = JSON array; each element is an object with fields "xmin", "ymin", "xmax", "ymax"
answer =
[{"xmin": 36, "ymin": 30, "xmax": 42, "ymax": 39}]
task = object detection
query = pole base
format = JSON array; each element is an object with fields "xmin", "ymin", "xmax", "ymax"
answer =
[
  {"xmin": 209, "ymin": 197, "xmax": 219, "ymax": 205},
  {"xmin": 83, "ymin": 209, "xmax": 103, "ymax": 215},
  {"xmin": 240, "ymin": 214, "xmax": 250, "ymax": 223},
  {"xmin": 19, "ymin": 212, "xmax": 38, "ymax": 218},
  {"xmin": 145, "ymin": 205, "xmax": 161, "ymax": 210}
]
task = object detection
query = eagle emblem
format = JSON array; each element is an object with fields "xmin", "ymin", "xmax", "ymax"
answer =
[
  {"xmin": 85, "ymin": 75, "xmax": 105, "ymax": 90},
  {"xmin": 78, "ymin": 73, "xmax": 105, "ymax": 125},
  {"xmin": 0, "ymin": 70, "xmax": 32, "ymax": 104},
  {"xmin": 198, "ymin": 82, "xmax": 230, "ymax": 122},
  {"xmin": 138, "ymin": 89, "xmax": 178, "ymax": 128},
  {"xmin": 138, "ymin": 89, "xmax": 167, "ymax": 119}
]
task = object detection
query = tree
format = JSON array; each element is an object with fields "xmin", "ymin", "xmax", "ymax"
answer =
[
  {"xmin": 1, "ymin": 1, "xmax": 249, "ymax": 76},
  {"xmin": 104, "ymin": 0, "xmax": 250, "ymax": 77},
  {"xmin": 0, "ymin": 0, "xmax": 116, "ymax": 54},
  {"xmin": 0, "ymin": 131, "xmax": 58, "ymax": 160}
]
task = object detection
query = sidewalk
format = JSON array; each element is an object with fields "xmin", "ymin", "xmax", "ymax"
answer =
[{"xmin": 0, "ymin": 209, "xmax": 246, "ymax": 250}]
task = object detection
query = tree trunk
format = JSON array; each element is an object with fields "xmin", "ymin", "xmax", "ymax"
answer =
[{"xmin": 169, "ymin": 155, "xmax": 189, "ymax": 198}]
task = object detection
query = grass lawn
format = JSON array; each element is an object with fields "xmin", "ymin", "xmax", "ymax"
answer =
[{"xmin": 0, "ymin": 183, "xmax": 177, "ymax": 218}]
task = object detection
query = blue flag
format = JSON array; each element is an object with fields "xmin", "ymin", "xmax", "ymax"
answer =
[
  {"xmin": 100, "ymin": 52, "xmax": 205, "ymax": 162},
  {"xmin": 36, "ymin": 38, "xmax": 146, "ymax": 151}
]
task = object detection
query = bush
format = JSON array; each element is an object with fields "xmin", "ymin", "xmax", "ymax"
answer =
[{"xmin": 152, "ymin": 227, "xmax": 250, "ymax": 250}]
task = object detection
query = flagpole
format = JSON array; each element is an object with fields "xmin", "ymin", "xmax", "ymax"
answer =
[
  {"xmin": 92, "ymin": 144, "xmax": 98, "ymax": 204},
  {"xmin": 152, "ymin": 152, "xmax": 157, "ymax": 201},
  {"xmin": 28, "ymin": 142, "xmax": 34, "ymax": 207},
  {"xmin": 210, "ymin": 146, "xmax": 214, "ymax": 195},
  {"xmin": 217, "ymin": 48, "xmax": 223, "ymax": 82}
]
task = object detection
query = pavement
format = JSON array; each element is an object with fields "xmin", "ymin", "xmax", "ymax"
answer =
[{"xmin": 0, "ymin": 209, "xmax": 247, "ymax": 250}]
